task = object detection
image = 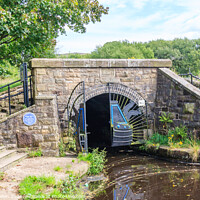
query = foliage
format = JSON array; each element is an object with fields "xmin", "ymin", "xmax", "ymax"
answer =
[
  {"xmin": 19, "ymin": 175, "xmax": 56, "ymax": 199},
  {"xmin": 66, "ymin": 137, "xmax": 76, "ymax": 152},
  {"xmin": 168, "ymin": 125, "xmax": 187, "ymax": 142},
  {"xmin": 90, "ymin": 40, "xmax": 154, "ymax": 59},
  {"xmin": 189, "ymin": 140, "xmax": 200, "ymax": 162},
  {"xmin": 0, "ymin": 0, "xmax": 108, "ymax": 65},
  {"xmin": 78, "ymin": 148, "xmax": 107, "ymax": 175},
  {"xmin": 0, "ymin": 171, "xmax": 4, "ymax": 180},
  {"xmin": 149, "ymin": 132, "xmax": 169, "ymax": 145},
  {"xmin": 159, "ymin": 112, "xmax": 173, "ymax": 132},
  {"xmin": 59, "ymin": 140, "xmax": 66, "ymax": 157},
  {"xmin": 0, "ymin": 61, "xmax": 19, "ymax": 79},
  {"xmin": 28, "ymin": 148, "xmax": 42, "ymax": 158},
  {"xmin": 145, "ymin": 38, "xmax": 200, "ymax": 75},
  {"xmin": 54, "ymin": 166, "xmax": 62, "ymax": 172},
  {"xmin": 19, "ymin": 173, "xmax": 84, "ymax": 199},
  {"xmin": 67, "ymin": 38, "xmax": 200, "ymax": 75}
]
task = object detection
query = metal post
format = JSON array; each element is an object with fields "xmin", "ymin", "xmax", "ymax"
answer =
[
  {"xmin": 108, "ymin": 83, "xmax": 113, "ymax": 145},
  {"xmin": 23, "ymin": 63, "xmax": 29, "ymax": 107},
  {"xmin": 8, "ymin": 85, "xmax": 11, "ymax": 115},
  {"xmin": 191, "ymin": 74, "xmax": 193, "ymax": 85},
  {"xmin": 29, "ymin": 76, "xmax": 33, "ymax": 105},
  {"xmin": 83, "ymin": 81, "xmax": 88, "ymax": 152},
  {"xmin": 145, "ymin": 101, "xmax": 149, "ymax": 140}
]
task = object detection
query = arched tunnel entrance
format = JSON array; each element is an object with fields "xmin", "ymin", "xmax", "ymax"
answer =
[
  {"xmin": 67, "ymin": 82, "xmax": 148, "ymax": 152},
  {"xmin": 86, "ymin": 94, "xmax": 111, "ymax": 148}
]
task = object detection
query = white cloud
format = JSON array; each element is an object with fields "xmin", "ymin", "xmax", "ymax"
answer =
[{"xmin": 56, "ymin": 0, "xmax": 200, "ymax": 54}]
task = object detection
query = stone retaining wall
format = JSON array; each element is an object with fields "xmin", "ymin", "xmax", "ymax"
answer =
[
  {"xmin": 155, "ymin": 68, "xmax": 200, "ymax": 136},
  {"xmin": 0, "ymin": 95, "xmax": 60, "ymax": 156}
]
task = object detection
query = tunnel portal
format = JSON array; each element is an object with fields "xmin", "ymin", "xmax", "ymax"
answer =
[{"xmin": 86, "ymin": 94, "xmax": 111, "ymax": 148}]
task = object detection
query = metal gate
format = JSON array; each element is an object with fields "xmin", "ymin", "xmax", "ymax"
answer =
[{"xmin": 66, "ymin": 81, "xmax": 88, "ymax": 152}]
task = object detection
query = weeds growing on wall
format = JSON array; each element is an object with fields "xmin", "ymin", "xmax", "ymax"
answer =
[{"xmin": 142, "ymin": 112, "xmax": 200, "ymax": 162}]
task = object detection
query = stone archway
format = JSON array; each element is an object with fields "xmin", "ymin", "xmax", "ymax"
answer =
[{"xmin": 66, "ymin": 82, "xmax": 149, "ymax": 151}]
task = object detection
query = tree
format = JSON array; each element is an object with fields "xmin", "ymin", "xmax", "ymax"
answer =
[
  {"xmin": 0, "ymin": 0, "xmax": 108, "ymax": 64},
  {"xmin": 90, "ymin": 41, "xmax": 154, "ymax": 59}
]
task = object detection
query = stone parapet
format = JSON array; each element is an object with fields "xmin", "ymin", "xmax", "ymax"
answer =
[{"xmin": 31, "ymin": 58, "xmax": 172, "ymax": 68}]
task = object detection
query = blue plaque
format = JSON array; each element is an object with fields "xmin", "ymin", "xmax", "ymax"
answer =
[{"xmin": 23, "ymin": 113, "xmax": 36, "ymax": 126}]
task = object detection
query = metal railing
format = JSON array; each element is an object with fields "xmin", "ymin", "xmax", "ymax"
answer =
[
  {"xmin": 179, "ymin": 69, "xmax": 200, "ymax": 87},
  {"xmin": 0, "ymin": 63, "xmax": 34, "ymax": 115}
]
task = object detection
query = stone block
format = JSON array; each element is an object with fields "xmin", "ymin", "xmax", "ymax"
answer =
[
  {"xmin": 32, "ymin": 134, "xmax": 43, "ymax": 147},
  {"xmin": 183, "ymin": 103, "xmax": 195, "ymax": 114},
  {"xmin": 17, "ymin": 132, "xmax": 33, "ymax": 148},
  {"xmin": 44, "ymin": 134, "xmax": 58, "ymax": 142},
  {"xmin": 42, "ymin": 149, "xmax": 59, "ymax": 157}
]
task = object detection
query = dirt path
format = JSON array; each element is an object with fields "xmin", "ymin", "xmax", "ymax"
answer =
[{"xmin": 0, "ymin": 156, "xmax": 88, "ymax": 200}]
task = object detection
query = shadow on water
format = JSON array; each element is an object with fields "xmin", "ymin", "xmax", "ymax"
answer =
[{"xmin": 93, "ymin": 148, "xmax": 200, "ymax": 200}]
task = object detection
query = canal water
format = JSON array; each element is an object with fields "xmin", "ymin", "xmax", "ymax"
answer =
[{"xmin": 93, "ymin": 150, "xmax": 200, "ymax": 200}]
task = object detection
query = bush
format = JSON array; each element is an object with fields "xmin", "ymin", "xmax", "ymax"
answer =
[
  {"xmin": 168, "ymin": 125, "xmax": 187, "ymax": 142},
  {"xmin": 149, "ymin": 132, "xmax": 168, "ymax": 145},
  {"xmin": 78, "ymin": 148, "xmax": 107, "ymax": 175}
]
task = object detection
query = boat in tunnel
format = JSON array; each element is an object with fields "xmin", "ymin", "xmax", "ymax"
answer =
[{"xmin": 110, "ymin": 100, "xmax": 133, "ymax": 147}]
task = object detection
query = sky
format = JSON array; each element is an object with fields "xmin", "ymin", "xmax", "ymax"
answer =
[{"xmin": 56, "ymin": 0, "xmax": 200, "ymax": 54}]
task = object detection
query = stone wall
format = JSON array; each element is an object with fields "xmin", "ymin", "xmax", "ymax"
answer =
[
  {"xmin": 31, "ymin": 58, "xmax": 172, "ymax": 129},
  {"xmin": 0, "ymin": 95, "xmax": 60, "ymax": 156},
  {"xmin": 155, "ymin": 68, "xmax": 200, "ymax": 136}
]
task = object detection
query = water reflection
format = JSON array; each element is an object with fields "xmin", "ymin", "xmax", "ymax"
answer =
[{"xmin": 94, "ymin": 152, "xmax": 200, "ymax": 200}]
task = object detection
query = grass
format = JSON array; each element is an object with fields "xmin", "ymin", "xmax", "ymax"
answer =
[
  {"xmin": 19, "ymin": 175, "xmax": 56, "ymax": 199},
  {"xmin": 19, "ymin": 173, "xmax": 85, "ymax": 200},
  {"xmin": 142, "ymin": 131, "xmax": 200, "ymax": 162},
  {"xmin": 0, "ymin": 61, "xmax": 31, "ymax": 93},
  {"xmin": 78, "ymin": 148, "xmax": 107, "ymax": 175},
  {"xmin": 0, "ymin": 172, "xmax": 4, "ymax": 180},
  {"xmin": 189, "ymin": 140, "xmax": 200, "ymax": 162},
  {"xmin": 28, "ymin": 148, "xmax": 42, "ymax": 158},
  {"xmin": 54, "ymin": 166, "xmax": 63, "ymax": 172},
  {"xmin": 66, "ymin": 164, "xmax": 72, "ymax": 169}
]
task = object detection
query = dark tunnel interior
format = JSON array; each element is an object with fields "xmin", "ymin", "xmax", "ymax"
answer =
[{"xmin": 86, "ymin": 94, "xmax": 111, "ymax": 148}]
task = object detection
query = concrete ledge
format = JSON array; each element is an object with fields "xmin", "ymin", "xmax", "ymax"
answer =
[
  {"xmin": 145, "ymin": 145, "xmax": 199, "ymax": 162},
  {"xmin": 159, "ymin": 68, "xmax": 200, "ymax": 99},
  {"xmin": 31, "ymin": 58, "xmax": 172, "ymax": 68},
  {"xmin": 35, "ymin": 95, "xmax": 56, "ymax": 100}
]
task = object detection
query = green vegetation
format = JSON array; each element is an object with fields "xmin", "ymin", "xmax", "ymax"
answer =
[
  {"xmin": 159, "ymin": 112, "xmax": 173, "ymax": 132},
  {"xmin": 0, "ymin": 0, "xmax": 108, "ymax": 66},
  {"xmin": 59, "ymin": 136, "xmax": 76, "ymax": 157},
  {"xmin": 19, "ymin": 173, "xmax": 84, "ymax": 200},
  {"xmin": 0, "ymin": 61, "xmax": 20, "ymax": 89},
  {"xmin": 0, "ymin": 171, "xmax": 4, "ymax": 180},
  {"xmin": 54, "ymin": 166, "xmax": 63, "ymax": 172},
  {"xmin": 28, "ymin": 148, "xmax": 42, "ymax": 158},
  {"xmin": 78, "ymin": 148, "xmax": 107, "ymax": 175},
  {"xmin": 142, "ymin": 112, "xmax": 200, "ymax": 162},
  {"xmin": 67, "ymin": 39, "xmax": 200, "ymax": 75},
  {"xmin": 59, "ymin": 140, "xmax": 67, "ymax": 157}
]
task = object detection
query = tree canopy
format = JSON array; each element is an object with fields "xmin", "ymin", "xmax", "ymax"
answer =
[
  {"xmin": 83, "ymin": 39, "xmax": 200, "ymax": 75},
  {"xmin": 0, "ymin": 0, "xmax": 108, "ymax": 64},
  {"xmin": 90, "ymin": 41, "xmax": 154, "ymax": 59}
]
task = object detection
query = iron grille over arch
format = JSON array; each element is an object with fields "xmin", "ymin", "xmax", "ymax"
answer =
[{"xmin": 66, "ymin": 82, "xmax": 149, "ymax": 151}]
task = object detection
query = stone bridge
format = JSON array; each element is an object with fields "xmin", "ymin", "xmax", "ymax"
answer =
[{"xmin": 0, "ymin": 59, "xmax": 200, "ymax": 156}]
